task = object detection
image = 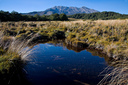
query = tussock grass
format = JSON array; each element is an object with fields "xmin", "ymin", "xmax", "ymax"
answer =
[
  {"xmin": 0, "ymin": 28, "xmax": 40, "ymax": 85},
  {"xmin": 1, "ymin": 19, "xmax": 128, "ymax": 84},
  {"xmin": 1, "ymin": 19, "xmax": 128, "ymax": 59},
  {"xmin": 98, "ymin": 60, "xmax": 128, "ymax": 85},
  {"xmin": 0, "ymin": 31, "xmax": 38, "ymax": 73}
]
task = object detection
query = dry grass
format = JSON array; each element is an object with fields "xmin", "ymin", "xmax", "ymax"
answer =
[
  {"xmin": 98, "ymin": 60, "xmax": 128, "ymax": 85},
  {"xmin": 1, "ymin": 19, "xmax": 128, "ymax": 59},
  {"xmin": 1, "ymin": 19, "xmax": 128, "ymax": 84}
]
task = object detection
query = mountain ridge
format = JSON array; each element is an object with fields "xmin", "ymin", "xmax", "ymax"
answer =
[{"xmin": 22, "ymin": 6, "xmax": 99, "ymax": 16}]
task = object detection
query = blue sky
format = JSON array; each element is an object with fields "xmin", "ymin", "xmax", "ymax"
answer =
[{"xmin": 0, "ymin": 0, "xmax": 128, "ymax": 14}]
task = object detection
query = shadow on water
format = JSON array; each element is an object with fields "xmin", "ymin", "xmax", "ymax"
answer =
[{"xmin": 0, "ymin": 60, "xmax": 32, "ymax": 85}]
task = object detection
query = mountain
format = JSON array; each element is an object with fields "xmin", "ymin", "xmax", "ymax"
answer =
[{"xmin": 22, "ymin": 6, "xmax": 99, "ymax": 16}]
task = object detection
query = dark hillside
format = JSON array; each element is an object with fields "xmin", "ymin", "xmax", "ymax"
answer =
[{"xmin": 68, "ymin": 11, "xmax": 128, "ymax": 20}]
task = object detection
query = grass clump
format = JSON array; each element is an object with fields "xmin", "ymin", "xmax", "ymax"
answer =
[{"xmin": 0, "ymin": 30, "xmax": 39, "ymax": 74}]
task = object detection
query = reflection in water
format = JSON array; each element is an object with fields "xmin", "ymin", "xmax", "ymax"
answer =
[
  {"xmin": 48, "ymin": 41, "xmax": 128, "ymax": 85},
  {"xmin": 24, "ymin": 41, "xmax": 112, "ymax": 85},
  {"xmin": 40, "ymin": 40, "xmax": 113, "ymax": 64},
  {"xmin": 85, "ymin": 49, "xmax": 114, "ymax": 65}
]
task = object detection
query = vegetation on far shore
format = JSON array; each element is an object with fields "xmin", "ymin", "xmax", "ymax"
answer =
[{"xmin": 1, "ymin": 20, "xmax": 128, "ymax": 59}]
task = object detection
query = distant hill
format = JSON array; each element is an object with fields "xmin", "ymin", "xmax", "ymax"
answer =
[
  {"xmin": 22, "ymin": 6, "xmax": 99, "ymax": 16},
  {"xmin": 68, "ymin": 11, "xmax": 128, "ymax": 20}
]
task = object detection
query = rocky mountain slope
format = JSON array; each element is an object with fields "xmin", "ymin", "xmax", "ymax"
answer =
[{"xmin": 23, "ymin": 6, "xmax": 99, "ymax": 15}]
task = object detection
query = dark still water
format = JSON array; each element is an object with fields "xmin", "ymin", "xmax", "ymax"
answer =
[{"xmin": 24, "ymin": 42, "xmax": 109, "ymax": 85}]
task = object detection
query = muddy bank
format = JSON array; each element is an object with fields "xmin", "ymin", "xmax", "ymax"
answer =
[{"xmin": 64, "ymin": 39, "xmax": 123, "ymax": 60}]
